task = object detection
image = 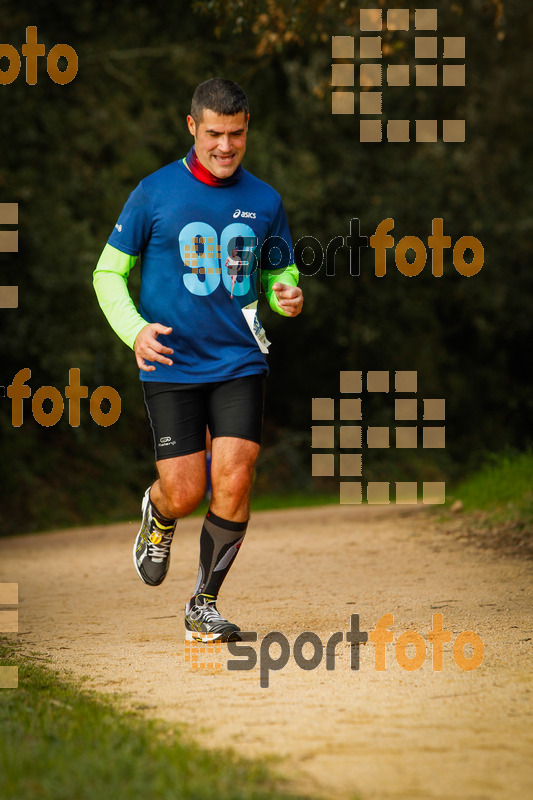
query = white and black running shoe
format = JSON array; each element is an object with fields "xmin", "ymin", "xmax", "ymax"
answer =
[
  {"xmin": 185, "ymin": 593, "xmax": 241, "ymax": 642},
  {"xmin": 133, "ymin": 487, "xmax": 176, "ymax": 586}
]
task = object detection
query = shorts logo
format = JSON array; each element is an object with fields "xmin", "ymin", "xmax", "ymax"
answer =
[
  {"xmin": 233, "ymin": 209, "xmax": 256, "ymax": 219},
  {"xmin": 159, "ymin": 436, "xmax": 176, "ymax": 446}
]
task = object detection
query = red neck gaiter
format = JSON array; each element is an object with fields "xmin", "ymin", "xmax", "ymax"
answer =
[{"xmin": 185, "ymin": 146, "xmax": 243, "ymax": 187}]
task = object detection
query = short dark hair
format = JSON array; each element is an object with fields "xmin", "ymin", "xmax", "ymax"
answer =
[{"xmin": 191, "ymin": 78, "xmax": 249, "ymax": 124}]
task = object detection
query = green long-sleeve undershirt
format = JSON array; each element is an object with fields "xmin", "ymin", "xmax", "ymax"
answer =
[
  {"xmin": 93, "ymin": 243, "xmax": 299, "ymax": 349},
  {"xmin": 93, "ymin": 244, "xmax": 147, "ymax": 350}
]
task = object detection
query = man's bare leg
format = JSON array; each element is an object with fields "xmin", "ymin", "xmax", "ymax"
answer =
[
  {"xmin": 185, "ymin": 436, "xmax": 260, "ymax": 641},
  {"xmin": 148, "ymin": 436, "xmax": 259, "ymax": 521},
  {"xmin": 134, "ymin": 436, "xmax": 260, "ymax": 640},
  {"xmin": 210, "ymin": 436, "xmax": 260, "ymax": 520},
  {"xmin": 133, "ymin": 451, "xmax": 206, "ymax": 586},
  {"xmin": 150, "ymin": 450, "xmax": 207, "ymax": 519}
]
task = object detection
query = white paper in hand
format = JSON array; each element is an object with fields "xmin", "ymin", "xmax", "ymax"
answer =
[{"xmin": 242, "ymin": 301, "xmax": 271, "ymax": 354}]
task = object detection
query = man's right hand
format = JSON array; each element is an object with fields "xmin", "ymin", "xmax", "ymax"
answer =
[{"xmin": 134, "ymin": 323, "xmax": 174, "ymax": 372}]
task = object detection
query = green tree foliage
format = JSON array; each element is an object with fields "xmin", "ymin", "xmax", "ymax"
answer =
[
  {"xmin": 0, "ymin": 0, "xmax": 531, "ymax": 532},
  {"xmin": 194, "ymin": 0, "xmax": 533, "ymax": 461}
]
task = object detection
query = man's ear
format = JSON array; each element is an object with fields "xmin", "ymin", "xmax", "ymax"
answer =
[{"xmin": 186, "ymin": 114, "xmax": 196, "ymax": 137}]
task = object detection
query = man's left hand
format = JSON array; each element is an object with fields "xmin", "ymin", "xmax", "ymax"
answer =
[{"xmin": 272, "ymin": 283, "xmax": 303, "ymax": 317}]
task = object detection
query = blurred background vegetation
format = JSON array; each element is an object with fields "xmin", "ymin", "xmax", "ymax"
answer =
[{"xmin": 0, "ymin": 0, "xmax": 531, "ymax": 534}]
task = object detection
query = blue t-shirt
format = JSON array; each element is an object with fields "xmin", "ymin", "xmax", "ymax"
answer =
[{"xmin": 107, "ymin": 158, "xmax": 294, "ymax": 383}]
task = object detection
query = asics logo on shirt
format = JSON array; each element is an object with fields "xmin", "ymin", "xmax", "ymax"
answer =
[{"xmin": 233, "ymin": 209, "xmax": 256, "ymax": 219}]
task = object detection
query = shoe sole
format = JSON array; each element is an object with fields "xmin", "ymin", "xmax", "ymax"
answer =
[{"xmin": 185, "ymin": 627, "xmax": 242, "ymax": 643}]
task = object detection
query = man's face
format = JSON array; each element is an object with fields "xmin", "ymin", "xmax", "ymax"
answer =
[{"xmin": 187, "ymin": 109, "xmax": 249, "ymax": 179}]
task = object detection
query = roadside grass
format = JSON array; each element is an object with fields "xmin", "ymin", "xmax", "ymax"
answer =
[
  {"xmin": 258, "ymin": 451, "xmax": 533, "ymax": 518},
  {"xmin": 151, "ymin": 490, "xmax": 339, "ymax": 519},
  {"xmin": 447, "ymin": 449, "xmax": 533, "ymax": 518},
  {"xmin": 0, "ymin": 641, "xmax": 320, "ymax": 800},
  {"xmin": 443, "ymin": 449, "xmax": 533, "ymax": 556},
  {"xmin": 3, "ymin": 492, "xmax": 339, "ymax": 537},
  {"xmin": 231, "ymin": 491, "xmax": 337, "ymax": 514}
]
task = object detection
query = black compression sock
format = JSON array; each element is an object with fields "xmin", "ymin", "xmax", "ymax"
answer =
[{"xmin": 192, "ymin": 509, "xmax": 248, "ymax": 600}]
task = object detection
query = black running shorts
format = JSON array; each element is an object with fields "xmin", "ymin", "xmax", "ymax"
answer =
[{"xmin": 142, "ymin": 374, "xmax": 266, "ymax": 461}]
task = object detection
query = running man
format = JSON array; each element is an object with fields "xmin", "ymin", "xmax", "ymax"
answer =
[
  {"xmin": 225, "ymin": 247, "xmax": 242, "ymax": 298},
  {"xmin": 93, "ymin": 78, "xmax": 303, "ymax": 642}
]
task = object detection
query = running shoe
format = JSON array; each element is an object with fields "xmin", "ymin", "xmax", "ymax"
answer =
[
  {"xmin": 185, "ymin": 593, "xmax": 241, "ymax": 642},
  {"xmin": 133, "ymin": 487, "xmax": 176, "ymax": 586}
]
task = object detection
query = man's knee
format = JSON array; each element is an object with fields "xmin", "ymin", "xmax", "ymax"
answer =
[
  {"xmin": 214, "ymin": 461, "xmax": 255, "ymax": 500},
  {"xmin": 160, "ymin": 480, "xmax": 205, "ymax": 518}
]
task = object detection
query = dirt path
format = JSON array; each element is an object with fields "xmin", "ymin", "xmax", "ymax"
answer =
[{"xmin": 2, "ymin": 505, "xmax": 532, "ymax": 799}]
